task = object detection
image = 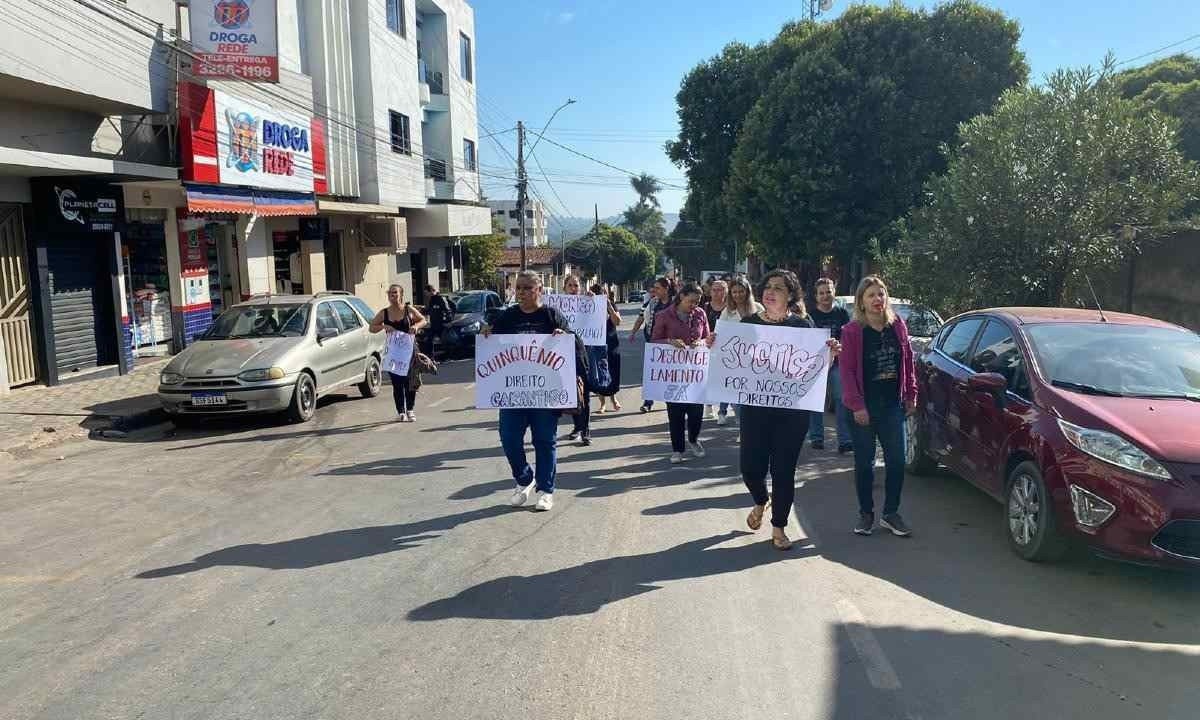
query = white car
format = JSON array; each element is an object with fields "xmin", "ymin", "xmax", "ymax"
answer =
[{"xmin": 834, "ymin": 295, "xmax": 944, "ymax": 348}]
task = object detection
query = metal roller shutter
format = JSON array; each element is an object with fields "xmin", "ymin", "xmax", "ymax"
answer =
[{"xmin": 48, "ymin": 238, "xmax": 101, "ymax": 373}]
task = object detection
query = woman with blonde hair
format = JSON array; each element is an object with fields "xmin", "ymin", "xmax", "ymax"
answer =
[
  {"xmin": 714, "ymin": 276, "xmax": 763, "ymax": 425},
  {"xmin": 839, "ymin": 275, "xmax": 918, "ymax": 538}
]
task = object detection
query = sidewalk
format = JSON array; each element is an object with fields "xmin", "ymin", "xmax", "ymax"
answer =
[{"xmin": 0, "ymin": 358, "xmax": 169, "ymax": 457}]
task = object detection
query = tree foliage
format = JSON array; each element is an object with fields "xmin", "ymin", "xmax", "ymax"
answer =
[
  {"xmin": 463, "ymin": 219, "xmax": 506, "ymax": 290},
  {"xmin": 1116, "ymin": 54, "xmax": 1200, "ymax": 163},
  {"xmin": 667, "ymin": 1, "xmax": 1026, "ymax": 273},
  {"xmin": 630, "ymin": 173, "xmax": 663, "ymax": 208},
  {"xmin": 883, "ymin": 63, "xmax": 1199, "ymax": 313},
  {"xmin": 568, "ymin": 224, "xmax": 656, "ymax": 287},
  {"xmin": 620, "ymin": 202, "xmax": 666, "ymax": 251}
]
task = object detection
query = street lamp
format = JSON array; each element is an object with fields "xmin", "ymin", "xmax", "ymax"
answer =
[{"xmin": 528, "ymin": 98, "xmax": 576, "ymax": 156}]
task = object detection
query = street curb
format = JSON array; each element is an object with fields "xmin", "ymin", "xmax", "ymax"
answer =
[{"xmin": 1, "ymin": 406, "xmax": 169, "ymax": 456}]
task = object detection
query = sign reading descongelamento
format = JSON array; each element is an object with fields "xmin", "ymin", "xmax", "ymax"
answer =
[
  {"xmin": 475, "ymin": 334, "xmax": 578, "ymax": 409},
  {"xmin": 543, "ymin": 294, "xmax": 608, "ymax": 346},
  {"xmin": 642, "ymin": 344, "xmax": 709, "ymax": 403},
  {"xmin": 705, "ymin": 319, "xmax": 831, "ymax": 412}
]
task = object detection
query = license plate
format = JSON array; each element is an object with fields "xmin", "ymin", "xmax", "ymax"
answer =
[{"xmin": 191, "ymin": 392, "xmax": 227, "ymax": 406}]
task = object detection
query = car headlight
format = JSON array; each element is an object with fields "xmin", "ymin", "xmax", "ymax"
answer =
[
  {"xmin": 160, "ymin": 371, "xmax": 184, "ymax": 385},
  {"xmin": 1057, "ymin": 418, "xmax": 1172, "ymax": 480},
  {"xmin": 238, "ymin": 367, "xmax": 286, "ymax": 382}
]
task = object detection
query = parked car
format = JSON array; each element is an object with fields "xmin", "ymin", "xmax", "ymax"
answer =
[
  {"xmin": 628, "ymin": 290, "xmax": 646, "ymax": 304},
  {"xmin": 157, "ymin": 292, "xmax": 385, "ymax": 423},
  {"xmin": 835, "ymin": 295, "xmax": 944, "ymax": 349},
  {"xmin": 908, "ymin": 307, "xmax": 1200, "ymax": 568},
  {"xmin": 439, "ymin": 290, "xmax": 505, "ymax": 356}
]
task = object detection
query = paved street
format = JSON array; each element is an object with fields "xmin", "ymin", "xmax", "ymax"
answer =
[{"xmin": 2, "ymin": 306, "xmax": 1199, "ymax": 720}]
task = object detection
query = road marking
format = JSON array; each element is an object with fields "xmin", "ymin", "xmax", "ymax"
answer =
[
  {"xmin": 836, "ymin": 598, "xmax": 902, "ymax": 690},
  {"xmin": 427, "ymin": 397, "xmax": 451, "ymax": 408}
]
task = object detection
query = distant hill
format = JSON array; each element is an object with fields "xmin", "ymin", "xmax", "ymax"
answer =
[{"xmin": 555, "ymin": 213, "xmax": 679, "ymax": 243}]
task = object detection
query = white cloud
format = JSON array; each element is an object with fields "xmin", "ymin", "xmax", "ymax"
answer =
[{"xmin": 557, "ymin": 11, "xmax": 575, "ymax": 24}]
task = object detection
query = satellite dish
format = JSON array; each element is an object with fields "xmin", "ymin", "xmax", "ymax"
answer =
[{"xmin": 819, "ymin": 0, "xmax": 833, "ymax": 11}]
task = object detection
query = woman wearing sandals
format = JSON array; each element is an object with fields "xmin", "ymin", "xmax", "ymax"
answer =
[
  {"xmin": 840, "ymin": 275, "xmax": 917, "ymax": 538},
  {"xmin": 710, "ymin": 269, "xmax": 840, "ymax": 549},
  {"xmin": 561, "ymin": 275, "xmax": 595, "ymax": 445},
  {"xmin": 592, "ymin": 283, "xmax": 624, "ymax": 414}
]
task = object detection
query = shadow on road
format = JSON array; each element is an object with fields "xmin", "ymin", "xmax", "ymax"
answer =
[
  {"xmin": 320, "ymin": 445, "xmax": 505, "ymax": 478},
  {"xmin": 135, "ymin": 505, "xmax": 517, "ymax": 578},
  {"xmin": 407, "ymin": 531, "xmax": 812, "ymax": 621}
]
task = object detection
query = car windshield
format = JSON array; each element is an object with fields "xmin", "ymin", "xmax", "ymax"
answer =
[
  {"xmin": 454, "ymin": 294, "xmax": 486, "ymax": 313},
  {"xmin": 1026, "ymin": 323, "xmax": 1200, "ymax": 398},
  {"xmin": 204, "ymin": 304, "xmax": 310, "ymax": 339}
]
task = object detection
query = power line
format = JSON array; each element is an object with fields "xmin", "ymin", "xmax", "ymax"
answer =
[
  {"xmin": 523, "ymin": 129, "xmax": 687, "ymax": 190},
  {"xmin": 1116, "ymin": 31, "xmax": 1200, "ymax": 66}
]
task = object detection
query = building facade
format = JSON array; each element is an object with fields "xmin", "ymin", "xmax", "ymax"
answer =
[
  {"xmin": 0, "ymin": 0, "xmax": 490, "ymax": 389},
  {"xmin": 488, "ymin": 199, "xmax": 549, "ymax": 248}
]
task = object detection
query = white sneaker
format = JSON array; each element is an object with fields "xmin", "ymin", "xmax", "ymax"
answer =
[
  {"xmin": 717, "ymin": 414, "xmax": 728, "ymax": 426},
  {"xmin": 405, "ymin": 411, "xmax": 416, "ymax": 422},
  {"xmin": 670, "ymin": 452, "xmax": 686, "ymax": 464},
  {"xmin": 689, "ymin": 440, "xmax": 706, "ymax": 458},
  {"xmin": 534, "ymin": 491, "xmax": 554, "ymax": 511},
  {"xmin": 509, "ymin": 481, "xmax": 535, "ymax": 507},
  {"xmin": 704, "ymin": 406, "xmax": 718, "ymax": 420}
]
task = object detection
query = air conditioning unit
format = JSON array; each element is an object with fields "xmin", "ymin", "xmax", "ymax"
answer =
[{"xmin": 361, "ymin": 217, "xmax": 407, "ymax": 254}]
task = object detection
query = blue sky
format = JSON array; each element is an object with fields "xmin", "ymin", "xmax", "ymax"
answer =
[{"xmin": 473, "ymin": 0, "xmax": 1200, "ymax": 225}]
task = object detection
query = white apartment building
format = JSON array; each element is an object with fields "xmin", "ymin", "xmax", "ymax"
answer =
[
  {"xmin": 0, "ymin": 0, "xmax": 489, "ymax": 389},
  {"xmin": 488, "ymin": 199, "xmax": 549, "ymax": 248}
]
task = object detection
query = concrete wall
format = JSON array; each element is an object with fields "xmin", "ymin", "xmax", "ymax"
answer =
[
  {"xmin": 1094, "ymin": 231, "xmax": 1200, "ymax": 332},
  {"xmin": 0, "ymin": 177, "xmax": 29, "ymax": 204},
  {"xmin": 440, "ymin": 0, "xmax": 481, "ymax": 202},
  {"xmin": 350, "ymin": 0, "xmax": 425, "ymax": 208},
  {"xmin": 0, "ymin": 0, "xmax": 171, "ymax": 114},
  {"xmin": 302, "ymin": 0, "xmax": 361, "ymax": 197}
]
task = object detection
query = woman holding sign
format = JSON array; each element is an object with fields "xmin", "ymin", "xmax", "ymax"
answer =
[
  {"xmin": 840, "ymin": 276, "xmax": 918, "ymax": 538},
  {"xmin": 652, "ymin": 283, "xmax": 710, "ymax": 464},
  {"xmin": 592, "ymin": 283, "xmax": 624, "ymax": 413},
  {"xmin": 369, "ymin": 284, "xmax": 428, "ymax": 422},
  {"xmin": 710, "ymin": 269, "xmax": 841, "ymax": 550},
  {"xmin": 561, "ymin": 275, "xmax": 593, "ymax": 445}
]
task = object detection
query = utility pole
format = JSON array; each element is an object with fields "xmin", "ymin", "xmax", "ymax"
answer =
[
  {"xmin": 560, "ymin": 230, "xmax": 566, "ymax": 276},
  {"xmin": 516, "ymin": 121, "xmax": 528, "ymax": 271}
]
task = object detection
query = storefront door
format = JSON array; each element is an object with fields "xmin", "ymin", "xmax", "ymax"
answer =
[
  {"xmin": 47, "ymin": 234, "xmax": 117, "ymax": 374},
  {"xmin": 0, "ymin": 205, "xmax": 37, "ymax": 386}
]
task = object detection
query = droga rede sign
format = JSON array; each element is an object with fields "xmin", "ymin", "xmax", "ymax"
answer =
[
  {"xmin": 190, "ymin": 0, "xmax": 279, "ymax": 82},
  {"xmin": 214, "ymin": 89, "xmax": 314, "ymax": 192}
]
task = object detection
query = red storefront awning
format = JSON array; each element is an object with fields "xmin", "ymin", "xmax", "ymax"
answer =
[{"xmin": 184, "ymin": 184, "xmax": 316, "ymax": 216}]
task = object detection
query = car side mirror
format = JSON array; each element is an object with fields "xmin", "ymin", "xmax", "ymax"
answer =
[{"xmin": 317, "ymin": 327, "xmax": 339, "ymax": 342}]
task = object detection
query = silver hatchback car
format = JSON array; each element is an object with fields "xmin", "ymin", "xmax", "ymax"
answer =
[{"xmin": 157, "ymin": 292, "xmax": 386, "ymax": 423}]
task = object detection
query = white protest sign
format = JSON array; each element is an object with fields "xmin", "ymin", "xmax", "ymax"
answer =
[
  {"xmin": 383, "ymin": 331, "xmax": 414, "ymax": 376},
  {"xmin": 475, "ymin": 333, "xmax": 578, "ymax": 409},
  {"xmin": 642, "ymin": 343, "xmax": 709, "ymax": 403},
  {"xmin": 544, "ymin": 294, "xmax": 607, "ymax": 347},
  {"xmin": 705, "ymin": 319, "xmax": 830, "ymax": 411}
]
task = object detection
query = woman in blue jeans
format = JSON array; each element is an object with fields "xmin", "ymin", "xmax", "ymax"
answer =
[{"xmin": 839, "ymin": 275, "xmax": 918, "ymax": 538}]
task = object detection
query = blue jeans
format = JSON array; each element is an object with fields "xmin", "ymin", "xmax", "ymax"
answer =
[
  {"xmin": 499, "ymin": 408, "xmax": 559, "ymax": 494},
  {"xmin": 850, "ymin": 399, "xmax": 906, "ymax": 516},
  {"xmin": 808, "ymin": 364, "xmax": 853, "ymax": 447}
]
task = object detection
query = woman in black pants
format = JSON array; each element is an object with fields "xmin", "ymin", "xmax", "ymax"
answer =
[
  {"xmin": 592, "ymin": 283, "xmax": 623, "ymax": 413},
  {"xmin": 369, "ymin": 284, "xmax": 427, "ymax": 422},
  {"xmin": 651, "ymin": 283, "xmax": 710, "ymax": 463},
  {"xmin": 562, "ymin": 275, "xmax": 593, "ymax": 445},
  {"xmin": 711, "ymin": 270, "xmax": 840, "ymax": 549}
]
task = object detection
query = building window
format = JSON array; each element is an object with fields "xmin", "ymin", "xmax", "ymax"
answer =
[
  {"xmin": 459, "ymin": 32, "xmax": 473, "ymax": 82},
  {"xmin": 463, "ymin": 139, "xmax": 477, "ymax": 171},
  {"xmin": 389, "ymin": 111, "xmax": 411, "ymax": 154},
  {"xmin": 510, "ymin": 229, "xmax": 520, "ymax": 236},
  {"xmin": 508, "ymin": 210, "xmax": 518, "ymax": 219},
  {"xmin": 386, "ymin": 0, "xmax": 405, "ymax": 36},
  {"xmin": 525, "ymin": 210, "xmax": 533, "ymax": 219}
]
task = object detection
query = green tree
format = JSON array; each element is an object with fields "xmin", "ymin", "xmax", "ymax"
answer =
[
  {"xmin": 568, "ymin": 224, "xmax": 655, "ymax": 287},
  {"xmin": 630, "ymin": 173, "xmax": 663, "ymax": 208},
  {"xmin": 1116, "ymin": 54, "xmax": 1200, "ymax": 163},
  {"xmin": 463, "ymin": 219, "xmax": 506, "ymax": 290},
  {"xmin": 672, "ymin": 2, "xmax": 1025, "ymax": 276},
  {"xmin": 620, "ymin": 202, "xmax": 666, "ymax": 251},
  {"xmin": 884, "ymin": 62, "xmax": 1198, "ymax": 313}
]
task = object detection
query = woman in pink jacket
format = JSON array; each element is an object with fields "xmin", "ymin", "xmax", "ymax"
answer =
[
  {"xmin": 839, "ymin": 275, "xmax": 919, "ymax": 538},
  {"xmin": 651, "ymin": 283, "xmax": 710, "ymax": 464}
]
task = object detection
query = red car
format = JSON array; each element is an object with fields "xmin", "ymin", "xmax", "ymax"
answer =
[{"xmin": 907, "ymin": 307, "xmax": 1200, "ymax": 567}]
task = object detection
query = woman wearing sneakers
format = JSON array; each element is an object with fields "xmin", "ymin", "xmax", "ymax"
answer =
[
  {"xmin": 710, "ymin": 269, "xmax": 840, "ymax": 550},
  {"xmin": 840, "ymin": 275, "xmax": 918, "ymax": 538},
  {"xmin": 561, "ymin": 275, "xmax": 594, "ymax": 445},
  {"xmin": 651, "ymin": 283, "xmax": 710, "ymax": 464},
  {"xmin": 592, "ymin": 282, "xmax": 624, "ymax": 413},
  {"xmin": 368, "ymin": 284, "xmax": 428, "ymax": 422}
]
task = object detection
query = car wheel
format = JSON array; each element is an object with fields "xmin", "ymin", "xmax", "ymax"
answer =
[
  {"xmin": 286, "ymin": 372, "xmax": 317, "ymax": 423},
  {"xmin": 359, "ymin": 356, "xmax": 382, "ymax": 398},
  {"xmin": 904, "ymin": 411, "xmax": 938, "ymax": 476},
  {"xmin": 1005, "ymin": 461, "xmax": 1067, "ymax": 562}
]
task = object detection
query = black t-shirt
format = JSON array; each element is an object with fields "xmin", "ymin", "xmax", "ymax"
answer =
[
  {"xmin": 490, "ymin": 304, "xmax": 586, "ymax": 376},
  {"xmin": 809, "ymin": 305, "xmax": 851, "ymax": 340},
  {"xmin": 702, "ymin": 302, "xmax": 726, "ymax": 331},
  {"xmin": 739, "ymin": 312, "xmax": 815, "ymax": 329},
  {"xmin": 427, "ymin": 294, "xmax": 451, "ymax": 328},
  {"xmin": 862, "ymin": 324, "xmax": 901, "ymax": 407},
  {"xmin": 491, "ymin": 305, "xmax": 568, "ymax": 335}
]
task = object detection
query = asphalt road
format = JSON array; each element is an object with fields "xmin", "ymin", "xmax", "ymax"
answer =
[{"xmin": 2, "ymin": 305, "xmax": 1199, "ymax": 720}]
